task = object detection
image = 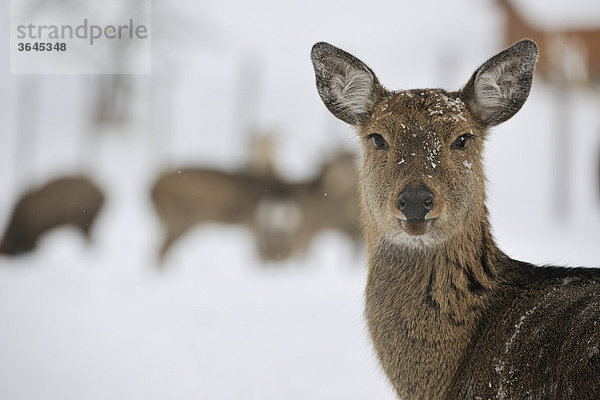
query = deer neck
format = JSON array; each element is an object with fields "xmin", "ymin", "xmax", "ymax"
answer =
[{"xmin": 364, "ymin": 216, "xmax": 503, "ymax": 398}]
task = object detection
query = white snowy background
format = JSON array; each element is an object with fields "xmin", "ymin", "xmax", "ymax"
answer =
[{"xmin": 1, "ymin": 0, "xmax": 600, "ymax": 399}]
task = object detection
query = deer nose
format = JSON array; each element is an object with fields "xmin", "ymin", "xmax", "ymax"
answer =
[{"xmin": 398, "ymin": 185, "xmax": 434, "ymax": 221}]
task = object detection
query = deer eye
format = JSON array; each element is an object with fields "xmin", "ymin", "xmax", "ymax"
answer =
[
  {"xmin": 451, "ymin": 133, "xmax": 474, "ymax": 150},
  {"xmin": 368, "ymin": 134, "xmax": 388, "ymax": 150}
]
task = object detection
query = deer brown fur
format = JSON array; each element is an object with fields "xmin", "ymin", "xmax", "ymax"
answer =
[
  {"xmin": 311, "ymin": 40, "xmax": 600, "ymax": 399},
  {"xmin": 0, "ymin": 176, "xmax": 104, "ymax": 255}
]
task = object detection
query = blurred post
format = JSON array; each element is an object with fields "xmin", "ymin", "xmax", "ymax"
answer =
[
  {"xmin": 147, "ymin": 70, "xmax": 175, "ymax": 168},
  {"xmin": 15, "ymin": 76, "xmax": 40, "ymax": 193},
  {"xmin": 553, "ymin": 80, "xmax": 571, "ymax": 223},
  {"xmin": 234, "ymin": 53, "xmax": 263, "ymax": 142}
]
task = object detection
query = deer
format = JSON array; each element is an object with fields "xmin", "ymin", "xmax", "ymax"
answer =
[
  {"xmin": 252, "ymin": 151, "xmax": 362, "ymax": 260},
  {"xmin": 151, "ymin": 167, "xmax": 288, "ymax": 261},
  {"xmin": 311, "ymin": 39, "xmax": 600, "ymax": 399},
  {"xmin": 0, "ymin": 176, "xmax": 104, "ymax": 256},
  {"xmin": 151, "ymin": 151, "xmax": 361, "ymax": 263},
  {"xmin": 498, "ymin": 0, "xmax": 600, "ymax": 85}
]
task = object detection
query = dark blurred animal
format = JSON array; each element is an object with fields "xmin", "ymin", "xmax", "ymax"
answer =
[
  {"xmin": 151, "ymin": 151, "xmax": 361, "ymax": 263},
  {"xmin": 0, "ymin": 176, "xmax": 105, "ymax": 255}
]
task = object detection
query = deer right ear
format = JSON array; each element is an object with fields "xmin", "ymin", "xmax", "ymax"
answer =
[
  {"xmin": 311, "ymin": 42, "xmax": 385, "ymax": 126},
  {"xmin": 461, "ymin": 40, "xmax": 538, "ymax": 127}
]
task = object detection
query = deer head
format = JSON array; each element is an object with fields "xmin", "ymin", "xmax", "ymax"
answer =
[{"xmin": 311, "ymin": 40, "xmax": 538, "ymax": 249}]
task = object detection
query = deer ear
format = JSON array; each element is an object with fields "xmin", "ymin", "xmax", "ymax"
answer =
[
  {"xmin": 461, "ymin": 40, "xmax": 538, "ymax": 127},
  {"xmin": 311, "ymin": 42, "xmax": 385, "ymax": 125}
]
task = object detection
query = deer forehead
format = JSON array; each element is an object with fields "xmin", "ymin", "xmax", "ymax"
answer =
[{"xmin": 368, "ymin": 89, "xmax": 474, "ymax": 149}]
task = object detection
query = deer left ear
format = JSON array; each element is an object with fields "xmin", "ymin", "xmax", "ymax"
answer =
[
  {"xmin": 311, "ymin": 42, "xmax": 386, "ymax": 126},
  {"xmin": 461, "ymin": 40, "xmax": 538, "ymax": 127}
]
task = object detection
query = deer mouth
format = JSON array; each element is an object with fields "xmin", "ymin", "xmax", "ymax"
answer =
[{"xmin": 399, "ymin": 219, "xmax": 436, "ymax": 236}]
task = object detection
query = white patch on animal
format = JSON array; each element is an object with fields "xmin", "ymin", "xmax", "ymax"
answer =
[
  {"xmin": 385, "ymin": 226, "xmax": 444, "ymax": 250},
  {"xmin": 426, "ymin": 92, "xmax": 468, "ymax": 124},
  {"xmin": 422, "ymin": 131, "xmax": 442, "ymax": 172},
  {"xmin": 504, "ymin": 303, "xmax": 540, "ymax": 357},
  {"xmin": 448, "ymin": 114, "xmax": 467, "ymax": 123},
  {"xmin": 330, "ymin": 64, "xmax": 374, "ymax": 116},
  {"xmin": 473, "ymin": 59, "xmax": 519, "ymax": 118},
  {"xmin": 463, "ymin": 160, "xmax": 473, "ymax": 170},
  {"xmin": 493, "ymin": 357, "xmax": 508, "ymax": 400},
  {"xmin": 562, "ymin": 277, "xmax": 575, "ymax": 285},
  {"xmin": 255, "ymin": 198, "xmax": 303, "ymax": 237},
  {"xmin": 398, "ymin": 158, "xmax": 405, "ymax": 165},
  {"xmin": 494, "ymin": 358, "xmax": 505, "ymax": 375},
  {"xmin": 505, "ymin": 315, "xmax": 527, "ymax": 354}
]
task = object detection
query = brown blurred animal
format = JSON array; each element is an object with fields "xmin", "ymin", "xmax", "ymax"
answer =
[
  {"xmin": 151, "ymin": 152, "xmax": 361, "ymax": 263},
  {"xmin": 498, "ymin": 0, "xmax": 600, "ymax": 84},
  {"xmin": 151, "ymin": 168, "xmax": 290, "ymax": 261},
  {"xmin": 304, "ymin": 152, "xmax": 361, "ymax": 243},
  {"xmin": 312, "ymin": 39, "xmax": 600, "ymax": 399},
  {"xmin": 253, "ymin": 151, "xmax": 362, "ymax": 261},
  {"xmin": 0, "ymin": 176, "xmax": 105, "ymax": 255}
]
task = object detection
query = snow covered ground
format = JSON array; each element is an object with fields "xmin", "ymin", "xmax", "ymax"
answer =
[
  {"xmin": 0, "ymin": 229, "xmax": 390, "ymax": 400},
  {"xmin": 1, "ymin": 0, "xmax": 600, "ymax": 399}
]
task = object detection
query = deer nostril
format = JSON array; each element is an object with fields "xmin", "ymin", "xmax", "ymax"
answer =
[
  {"xmin": 399, "ymin": 198, "xmax": 407, "ymax": 210},
  {"xmin": 423, "ymin": 196, "xmax": 434, "ymax": 211}
]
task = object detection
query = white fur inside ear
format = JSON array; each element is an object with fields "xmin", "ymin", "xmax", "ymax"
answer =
[
  {"xmin": 330, "ymin": 63, "xmax": 375, "ymax": 117},
  {"xmin": 473, "ymin": 59, "xmax": 520, "ymax": 115}
]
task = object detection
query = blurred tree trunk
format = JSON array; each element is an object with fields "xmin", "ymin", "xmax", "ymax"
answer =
[
  {"xmin": 15, "ymin": 76, "xmax": 40, "ymax": 192},
  {"xmin": 146, "ymin": 70, "xmax": 175, "ymax": 168},
  {"xmin": 553, "ymin": 81, "xmax": 571, "ymax": 223}
]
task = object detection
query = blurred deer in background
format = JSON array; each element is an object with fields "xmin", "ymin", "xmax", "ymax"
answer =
[
  {"xmin": 498, "ymin": 0, "xmax": 600, "ymax": 85},
  {"xmin": 253, "ymin": 151, "xmax": 361, "ymax": 261},
  {"xmin": 498, "ymin": 0, "xmax": 600, "ymax": 218},
  {"xmin": 0, "ymin": 176, "xmax": 105, "ymax": 256},
  {"xmin": 151, "ymin": 138, "xmax": 361, "ymax": 263},
  {"xmin": 312, "ymin": 39, "xmax": 600, "ymax": 399},
  {"xmin": 152, "ymin": 166, "xmax": 290, "ymax": 261}
]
